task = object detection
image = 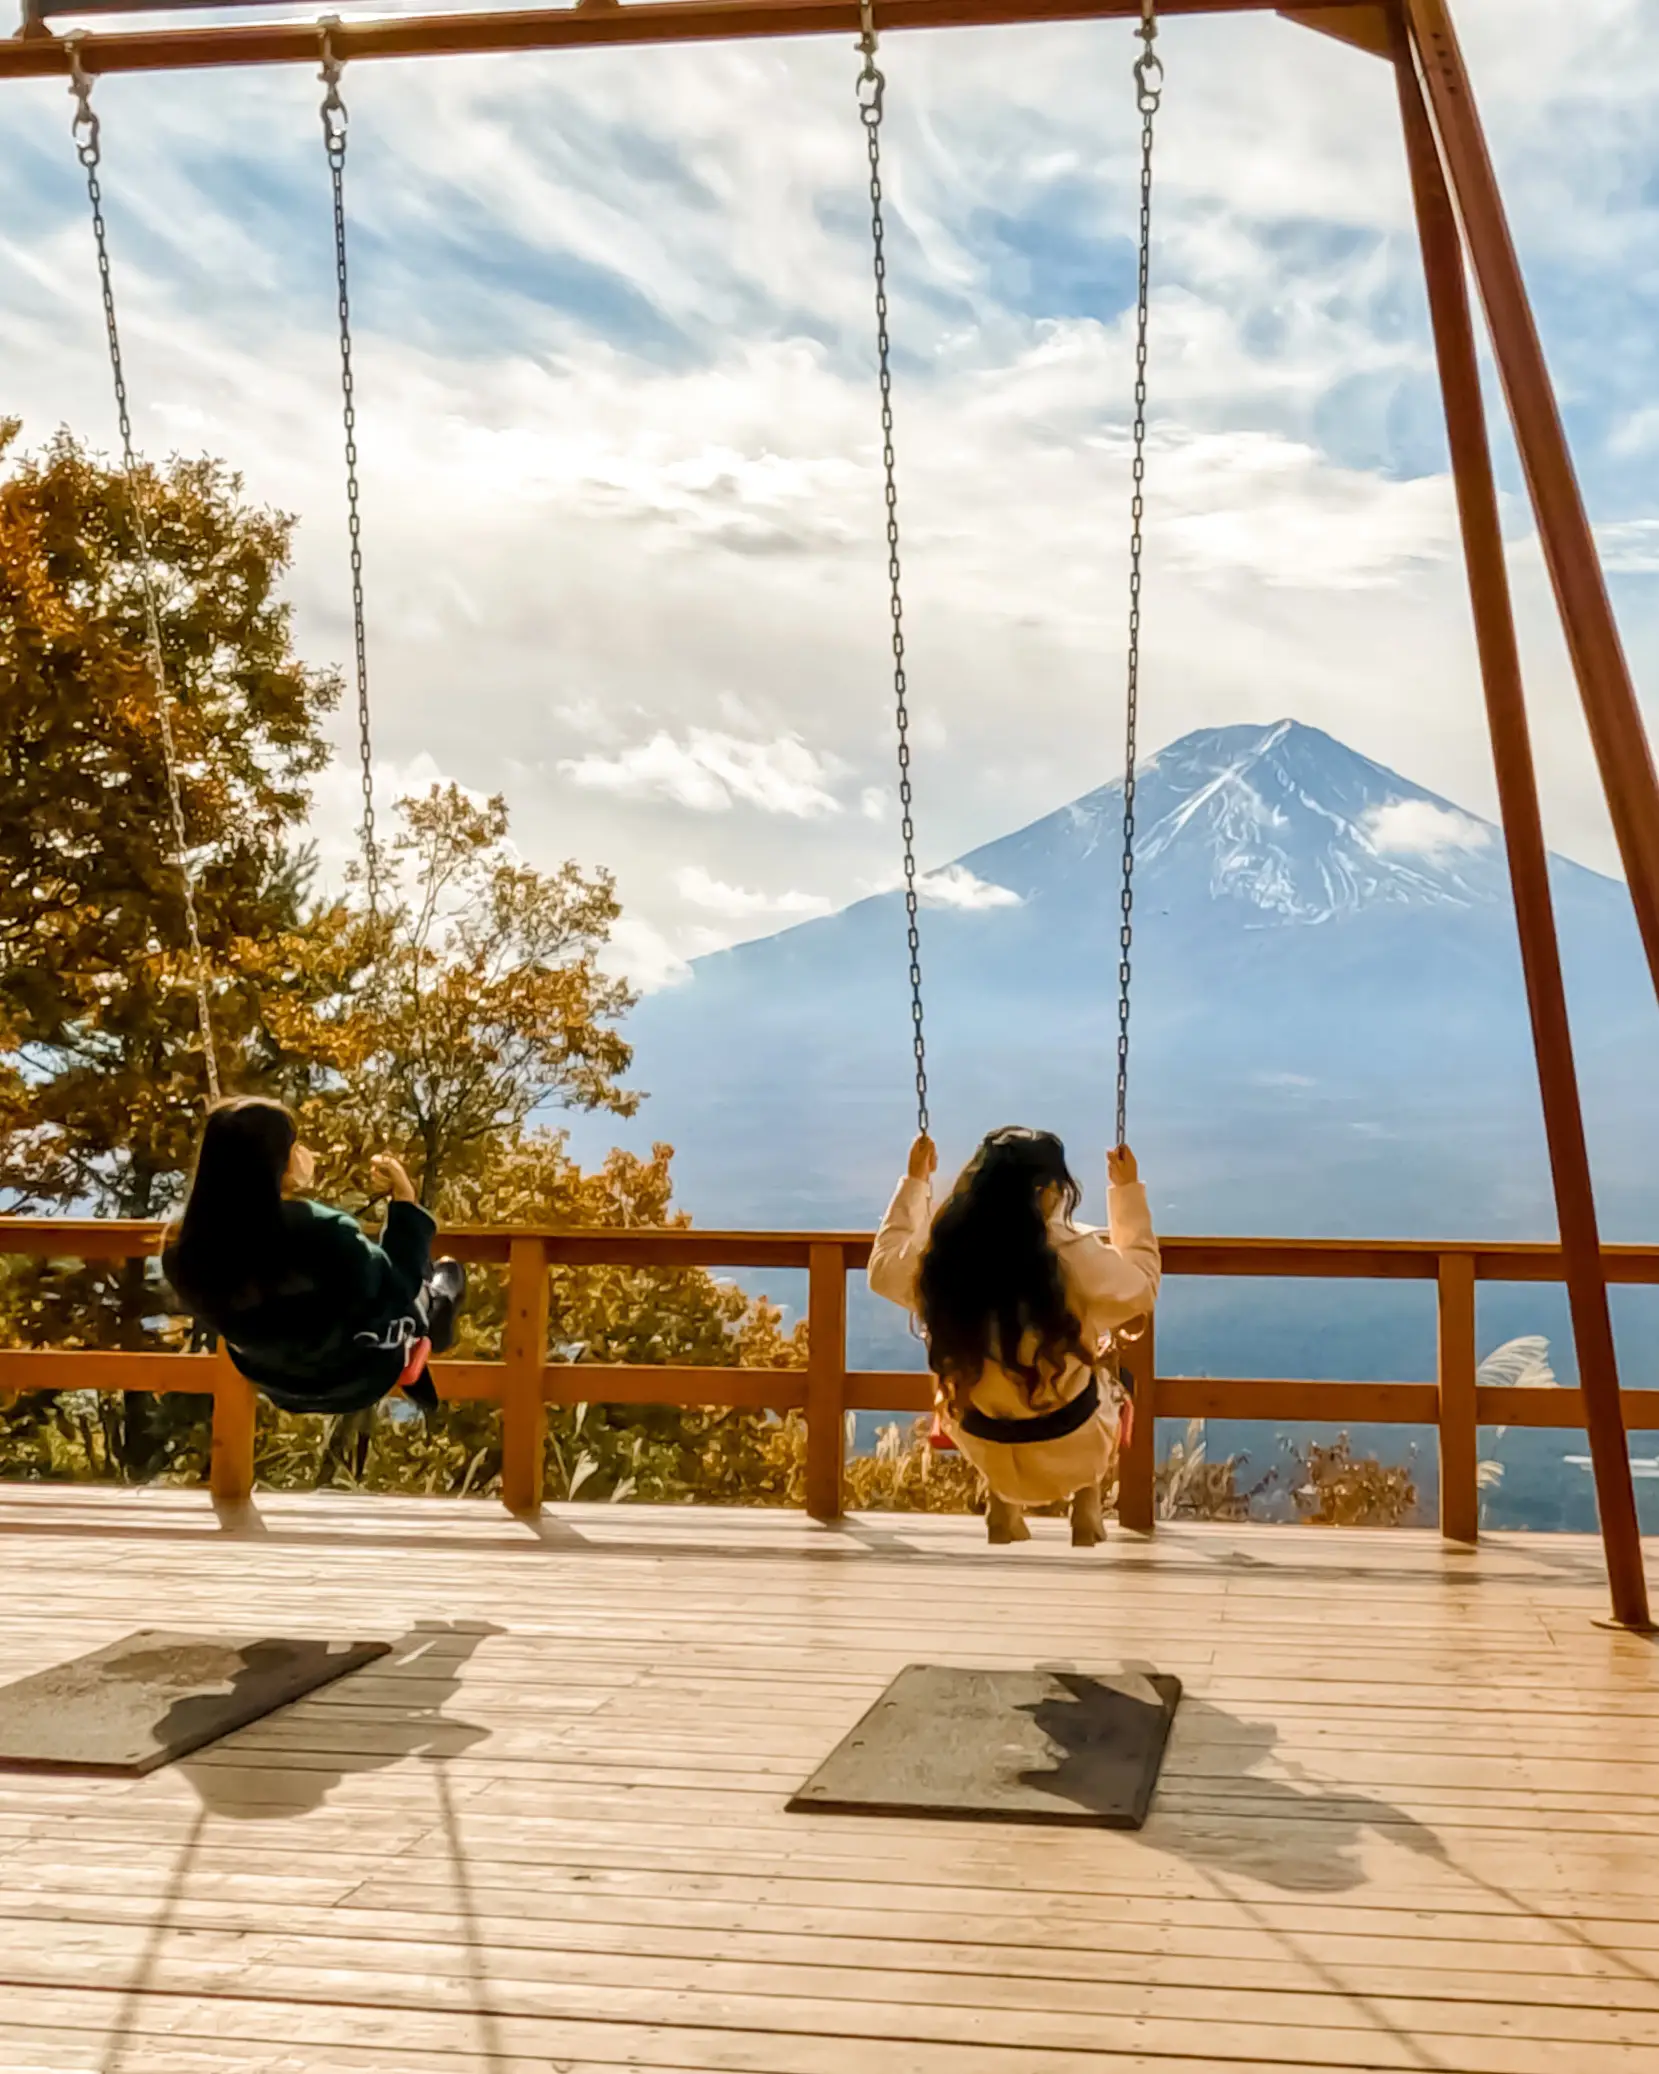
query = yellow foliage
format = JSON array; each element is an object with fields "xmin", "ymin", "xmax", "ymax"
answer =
[{"xmin": 1290, "ymin": 1433, "xmax": 1420, "ymax": 1528}]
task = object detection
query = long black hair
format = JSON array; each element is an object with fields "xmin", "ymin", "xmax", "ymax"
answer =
[
  {"xmin": 916, "ymin": 1126, "xmax": 1088, "ymax": 1415},
  {"xmin": 163, "ymin": 1096, "xmax": 298, "ymax": 1321}
]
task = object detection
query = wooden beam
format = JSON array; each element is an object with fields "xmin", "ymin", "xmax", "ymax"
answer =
[
  {"xmin": 0, "ymin": 0, "xmax": 1355, "ymax": 81},
  {"xmin": 209, "ymin": 1344, "xmax": 257, "ymax": 1509},
  {"xmin": 545, "ymin": 1363, "xmax": 808, "ymax": 1408},
  {"xmin": 1157, "ymin": 1238, "xmax": 1443, "ymax": 1279},
  {"xmin": 1393, "ymin": 10, "xmax": 1649, "ymax": 1630},
  {"xmin": 1156, "ymin": 1378, "xmax": 1439, "ymax": 1422},
  {"xmin": 1480, "ymin": 1386, "xmax": 1659, "ymax": 1431},
  {"xmin": 805, "ymin": 1243, "xmax": 848, "ymax": 1522},
  {"xmin": 500, "ymin": 1237, "xmax": 551, "ymax": 1517},
  {"xmin": 0, "ymin": 1348, "xmax": 216, "ymax": 1392},
  {"xmin": 0, "ymin": 1221, "xmax": 170, "ymax": 1262},
  {"xmin": 1404, "ymin": 0, "xmax": 1659, "ymax": 1025},
  {"xmin": 1470, "ymin": 1244, "xmax": 1659, "ymax": 1287},
  {"xmin": 9, "ymin": 1218, "xmax": 1658, "ymax": 1284},
  {"xmin": 1436, "ymin": 1251, "xmax": 1478, "ymax": 1543},
  {"xmin": 844, "ymin": 1371, "xmax": 934, "ymax": 1412},
  {"xmin": 538, "ymin": 1230, "xmax": 835, "ymax": 1270},
  {"xmin": 1116, "ymin": 1314, "xmax": 1157, "ymax": 1532}
]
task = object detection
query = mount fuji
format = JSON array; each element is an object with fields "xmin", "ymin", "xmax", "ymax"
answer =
[{"xmin": 571, "ymin": 720, "xmax": 1659, "ymax": 1530}]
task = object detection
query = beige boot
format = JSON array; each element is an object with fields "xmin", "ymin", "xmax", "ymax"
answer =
[
  {"xmin": 1070, "ymin": 1482, "xmax": 1107, "ymax": 1548},
  {"xmin": 986, "ymin": 1493, "xmax": 1030, "ymax": 1544}
]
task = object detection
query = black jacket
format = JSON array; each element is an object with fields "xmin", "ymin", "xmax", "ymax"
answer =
[{"xmin": 167, "ymin": 1197, "xmax": 437, "ymax": 1415}]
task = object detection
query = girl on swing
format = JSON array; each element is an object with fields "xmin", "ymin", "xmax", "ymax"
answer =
[
  {"xmin": 163, "ymin": 1096, "xmax": 466, "ymax": 1420},
  {"xmin": 869, "ymin": 1126, "xmax": 1159, "ymax": 1545}
]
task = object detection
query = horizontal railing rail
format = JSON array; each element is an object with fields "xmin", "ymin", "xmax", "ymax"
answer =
[{"xmin": 1, "ymin": 1219, "xmax": 1656, "ymax": 1536}]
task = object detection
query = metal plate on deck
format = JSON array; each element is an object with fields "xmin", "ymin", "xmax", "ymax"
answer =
[
  {"xmin": 789, "ymin": 1664, "xmax": 1182, "ymax": 1828},
  {"xmin": 0, "ymin": 1631, "xmax": 390, "ymax": 1775}
]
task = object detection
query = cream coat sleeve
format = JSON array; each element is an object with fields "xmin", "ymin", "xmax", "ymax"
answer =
[
  {"xmin": 1053, "ymin": 1180, "xmax": 1161, "ymax": 1347},
  {"xmin": 867, "ymin": 1174, "xmax": 932, "ymax": 1314}
]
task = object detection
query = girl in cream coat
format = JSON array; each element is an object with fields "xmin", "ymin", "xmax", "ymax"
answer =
[{"xmin": 868, "ymin": 1126, "xmax": 1160, "ymax": 1544}]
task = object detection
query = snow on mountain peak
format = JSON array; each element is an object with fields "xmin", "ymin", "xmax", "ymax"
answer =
[
  {"xmin": 1138, "ymin": 721, "xmax": 1504, "ymax": 922},
  {"xmin": 961, "ymin": 720, "xmax": 1508, "ymax": 927}
]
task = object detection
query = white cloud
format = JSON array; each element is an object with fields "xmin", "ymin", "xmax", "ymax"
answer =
[
  {"xmin": 601, "ymin": 916, "xmax": 692, "ymax": 994},
  {"xmin": 675, "ymin": 867, "xmax": 832, "ymax": 919},
  {"xmin": 716, "ymin": 691, "xmax": 763, "ymax": 729},
  {"xmin": 919, "ymin": 865, "xmax": 1023, "ymax": 911},
  {"xmin": 561, "ymin": 729, "xmax": 844, "ymax": 818},
  {"xmin": 556, "ymin": 697, "xmax": 623, "ymax": 743},
  {"xmin": 308, "ymin": 751, "xmax": 498, "ymax": 881},
  {"xmin": 1363, "ymin": 799, "xmax": 1494, "ymax": 864},
  {"xmin": 1610, "ymin": 409, "xmax": 1659, "ymax": 459},
  {"xmin": 1596, "ymin": 520, "xmax": 1659, "ymax": 575},
  {"xmin": 1154, "ymin": 428, "xmax": 1458, "ymax": 591},
  {"xmin": 4, "ymin": 0, "xmax": 1651, "ymax": 963}
]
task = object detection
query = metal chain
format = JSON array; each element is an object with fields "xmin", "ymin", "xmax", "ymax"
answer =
[
  {"xmin": 857, "ymin": 0, "xmax": 928, "ymax": 1142},
  {"xmin": 320, "ymin": 21, "xmax": 380, "ymax": 922},
  {"xmin": 67, "ymin": 42, "xmax": 221, "ymax": 1105},
  {"xmin": 1117, "ymin": 0, "xmax": 1162, "ymax": 1151}
]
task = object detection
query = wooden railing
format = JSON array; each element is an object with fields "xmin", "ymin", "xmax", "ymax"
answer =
[{"xmin": 2, "ymin": 1219, "xmax": 1658, "ymax": 1538}]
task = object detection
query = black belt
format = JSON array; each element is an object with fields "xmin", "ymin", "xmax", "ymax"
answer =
[{"xmin": 958, "ymin": 1374, "xmax": 1102, "ymax": 1446}]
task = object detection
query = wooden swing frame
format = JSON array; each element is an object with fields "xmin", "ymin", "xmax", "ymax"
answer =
[{"xmin": 5, "ymin": 0, "xmax": 1658, "ymax": 1627}]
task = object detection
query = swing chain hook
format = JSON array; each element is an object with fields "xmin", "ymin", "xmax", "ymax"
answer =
[
  {"xmin": 856, "ymin": 0, "xmax": 884, "ymax": 123},
  {"xmin": 319, "ymin": 18, "xmax": 348, "ymax": 160},
  {"xmin": 66, "ymin": 35, "xmax": 222, "ymax": 1103},
  {"xmin": 318, "ymin": 17, "xmax": 381, "ymax": 926},
  {"xmin": 856, "ymin": 0, "xmax": 927, "ymax": 1141},
  {"xmin": 1135, "ymin": 0, "xmax": 1164, "ymax": 113},
  {"xmin": 1117, "ymin": 0, "xmax": 1160, "ymax": 1150},
  {"xmin": 66, "ymin": 34, "xmax": 99, "ymax": 165}
]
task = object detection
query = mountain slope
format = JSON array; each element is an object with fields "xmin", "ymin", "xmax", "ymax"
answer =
[
  {"xmin": 965, "ymin": 717, "xmax": 1514, "ymax": 921},
  {"xmin": 565, "ymin": 720, "xmax": 1659, "ymax": 1528},
  {"xmin": 584, "ymin": 720, "xmax": 1654, "ymax": 1227}
]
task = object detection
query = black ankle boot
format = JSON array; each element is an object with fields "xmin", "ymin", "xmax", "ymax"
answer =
[{"xmin": 425, "ymin": 1259, "xmax": 467, "ymax": 1356}]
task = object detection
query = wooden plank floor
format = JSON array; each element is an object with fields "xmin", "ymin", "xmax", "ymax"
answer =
[{"xmin": 0, "ymin": 1486, "xmax": 1655, "ymax": 2072}]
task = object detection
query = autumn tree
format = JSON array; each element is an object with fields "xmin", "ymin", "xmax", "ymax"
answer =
[
  {"xmin": 0, "ymin": 417, "xmax": 352, "ymax": 1471},
  {"xmin": 269, "ymin": 782, "xmax": 637, "ymax": 1211},
  {"xmin": 256, "ymin": 789, "xmax": 808, "ymax": 1489},
  {"xmin": 0, "ymin": 421, "xmax": 804, "ymax": 1499},
  {"xmin": 0, "ymin": 417, "xmax": 340, "ymax": 1214}
]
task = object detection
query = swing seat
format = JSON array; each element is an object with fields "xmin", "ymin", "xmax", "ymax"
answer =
[{"xmin": 395, "ymin": 1337, "xmax": 432, "ymax": 1393}]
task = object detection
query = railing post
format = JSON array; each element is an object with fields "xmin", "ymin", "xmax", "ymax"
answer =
[
  {"xmin": 1116, "ymin": 1314, "xmax": 1157, "ymax": 1534},
  {"xmin": 209, "ymin": 1343, "xmax": 256, "ymax": 1511},
  {"xmin": 502, "ymin": 1237, "xmax": 550, "ymax": 1518},
  {"xmin": 805, "ymin": 1243, "xmax": 847, "ymax": 1523},
  {"xmin": 1437, "ymin": 1251, "xmax": 1478, "ymax": 1545}
]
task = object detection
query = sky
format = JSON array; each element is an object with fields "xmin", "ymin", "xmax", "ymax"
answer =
[{"xmin": 3, "ymin": 0, "xmax": 1657, "ymax": 990}]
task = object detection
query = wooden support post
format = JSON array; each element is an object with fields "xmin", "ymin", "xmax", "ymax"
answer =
[
  {"xmin": 1394, "ymin": 23, "xmax": 1650, "ymax": 1628},
  {"xmin": 501, "ymin": 1237, "xmax": 550, "ymax": 1518},
  {"xmin": 805, "ymin": 1243, "xmax": 847, "ymax": 1522},
  {"xmin": 209, "ymin": 1343, "xmax": 256, "ymax": 1511},
  {"xmin": 1116, "ymin": 1317, "xmax": 1157, "ymax": 1535},
  {"xmin": 1436, "ymin": 1251, "xmax": 1478, "ymax": 1545},
  {"xmin": 1404, "ymin": 0, "xmax": 1659, "ymax": 1014}
]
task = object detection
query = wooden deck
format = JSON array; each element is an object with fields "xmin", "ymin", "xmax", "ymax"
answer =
[{"xmin": 0, "ymin": 1486, "xmax": 1654, "ymax": 2071}]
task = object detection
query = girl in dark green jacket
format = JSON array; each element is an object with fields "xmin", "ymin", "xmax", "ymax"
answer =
[{"xmin": 163, "ymin": 1097, "xmax": 466, "ymax": 1418}]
